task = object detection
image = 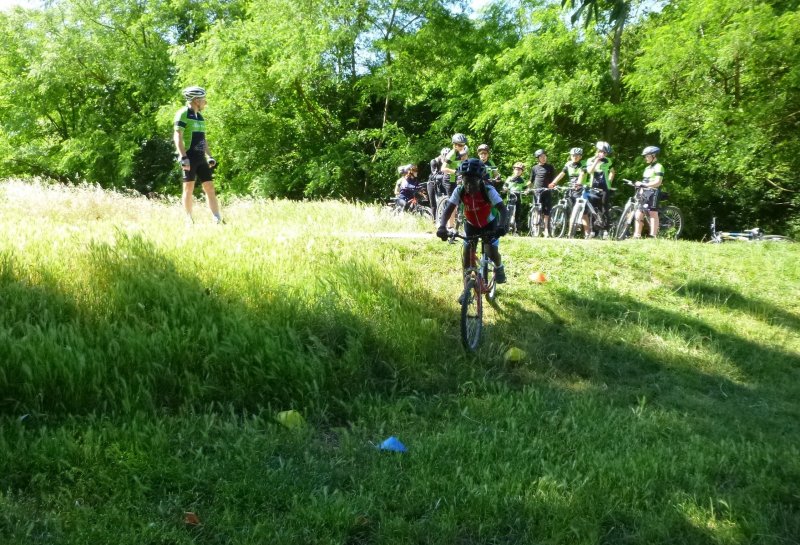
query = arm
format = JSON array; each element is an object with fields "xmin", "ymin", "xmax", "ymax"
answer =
[
  {"xmin": 174, "ymin": 129, "xmax": 186, "ymax": 158},
  {"xmin": 551, "ymin": 171, "xmax": 565, "ymax": 186}
]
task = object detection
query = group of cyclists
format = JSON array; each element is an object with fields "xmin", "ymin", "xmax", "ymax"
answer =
[{"xmin": 394, "ymin": 133, "xmax": 666, "ymax": 286}]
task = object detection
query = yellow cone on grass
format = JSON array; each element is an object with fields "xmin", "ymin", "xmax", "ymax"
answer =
[
  {"xmin": 276, "ymin": 410, "xmax": 306, "ymax": 429},
  {"xmin": 504, "ymin": 347, "xmax": 526, "ymax": 363}
]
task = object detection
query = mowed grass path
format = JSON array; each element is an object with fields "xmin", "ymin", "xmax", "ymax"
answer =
[{"xmin": 1, "ymin": 180, "xmax": 798, "ymax": 544}]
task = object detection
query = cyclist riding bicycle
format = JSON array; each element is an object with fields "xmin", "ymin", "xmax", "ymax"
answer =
[
  {"xmin": 503, "ymin": 161, "xmax": 528, "ymax": 230},
  {"xmin": 477, "ymin": 144, "xmax": 502, "ymax": 191},
  {"xmin": 577, "ymin": 141, "xmax": 615, "ymax": 236},
  {"xmin": 633, "ymin": 146, "xmax": 664, "ymax": 238},
  {"xmin": 529, "ymin": 149, "xmax": 556, "ymax": 237},
  {"xmin": 437, "ymin": 158, "xmax": 509, "ymax": 284},
  {"xmin": 441, "ymin": 133, "xmax": 470, "ymax": 228}
]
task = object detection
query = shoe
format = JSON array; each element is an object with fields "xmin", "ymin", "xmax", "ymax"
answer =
[
  {"xmin": 214, "ymin": 216, "xmax": 226, "ymax": 225},
  {"xmin": 495, "ymin": 265, "xmax": 506, "ymax": 284}
]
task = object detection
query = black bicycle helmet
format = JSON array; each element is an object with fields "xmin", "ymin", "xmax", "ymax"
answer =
[
  {"xmin": 182, "ymin": 86, "xmax": 206, "ymax": 101},
  {"xmin": 641, "ymin": 146, "xmax": 660, "ymax": 156},
  {"xmin": 451, "ymin": 133, "xmax": 468, "ymax": 145}
]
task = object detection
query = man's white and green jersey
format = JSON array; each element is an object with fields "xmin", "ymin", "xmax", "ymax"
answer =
[
  {"xmin": 174, "ymin": 107, "xmax": 207, "ymax": 155},
  {"xmin": 643, "ymin": 162, "xmax": 664, "ymax": 185}
]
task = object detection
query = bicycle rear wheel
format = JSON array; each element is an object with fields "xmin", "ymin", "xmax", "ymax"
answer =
[
  {"xmin": 550, "ymin": 205, "xmax": 567, "ymax": 238},
  {"xmin": 658, "ymin": 206, "xmax": 683, "ymax": 239},
  {"xmin": 761, "ymin": 235, "xmax": 794, "ymax": 243},
  {"xmin": 460, "ymin": 277, "xmax": 483, "ymax": 352}
]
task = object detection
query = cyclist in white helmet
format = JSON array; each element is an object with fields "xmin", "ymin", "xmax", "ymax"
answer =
[
  {"xmin": 440, "ymin": 133, "xmax": 470, "ymax": 228},
  {"xmin": 634, "ymin": 146, "xmax": 664, "ymax": 238},
  {"xmin": 173, "ymin": 86, "xmax": 223, "ymax": 224},
  {"xmin": 578, "ymin": 141, "xmax": 615, "ymax": 235}
]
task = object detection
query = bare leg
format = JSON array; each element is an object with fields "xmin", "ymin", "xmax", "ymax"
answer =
[
  {"xmin": 649, "ymin": 211, "xmax": 659, "ymax": 237},
  {"xmin": 543, "ymin": 214, "xmax": 550, "ymax": 237},
  {"xmin": 182, "ymin": 181, "xmax": 195, "ymax": 222},
  {"xmin": 634, "ymin": 210, "xmax": 644, "ymax": 238},
  {"xmin": 201, "ymin": 181, "xmax": 222, "ymax": 222}
]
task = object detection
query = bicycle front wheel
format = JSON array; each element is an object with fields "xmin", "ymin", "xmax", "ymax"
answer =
[
  {"xmin": 658, "ymin": 206, "xmax": 683, "ymax": 239},
  {"xmin": 460, "ymin": 278, "xmax": 483, "ymax": 352},
  {"xmin": 550, "ymin": 205, "xmax": 567, "ymax": 238},
  {"xmin": 435, "ymin": 198, "xmax": 449, "ymax": 225},
  {"xmin": 606, "ymin": 206, "xmax": 622, "ymax": 240},
  {"xmin": 616, "ymin": 204, "xmax": 634, "ymax": 240},
  {"xmin": 529, "ymin": 208, "xmax": 543, "ymax": 237},
  {"xmin": 761, "ymin": 235, "xmax": 794, "ymax": 243},
  {"xmin": 567, "ymin": 203, "xmax": 584, "ymax": 239}
]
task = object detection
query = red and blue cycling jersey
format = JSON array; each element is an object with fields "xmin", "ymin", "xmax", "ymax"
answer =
[{"xmin": 448, "ymin": 184, "xmax": 504, "ymax": 228}]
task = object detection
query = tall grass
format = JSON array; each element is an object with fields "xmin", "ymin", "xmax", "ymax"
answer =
[{"xmin": 1, "ymin": 179, "xmax": 798, "ymax": 544}]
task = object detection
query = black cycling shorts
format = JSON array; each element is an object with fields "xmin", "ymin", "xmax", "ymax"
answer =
[
  {"xmin": 643, "ymin": 189, "xmax": 660, "ymax": 212},
  {"xmin": 535, "ymin": 188, "xmax": 552, "ymax": 214},
  {"xmin": 183, "ymin": 155, "xmax": 214, "ymax": 183}
]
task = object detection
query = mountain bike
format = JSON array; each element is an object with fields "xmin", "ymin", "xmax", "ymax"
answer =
[
  {"xmin": 447, "ymin": 231, "xmax": 498, "ymax": 352},
  {"xmin": 707, "ymin": 217, "xmax": 794, "ymax": 243},
  {"xmin": 503, "ymin": 189, "xmax": 525, "ymax": 236},
  {"xmin": 528, "ymin": 187, "xmax": 558, "ymax": 237},
  {"xmin": 615, "ymin": 180, "xmax": 683, "ymax": 240},
  {"xmin": 549, "ymin": 186, "xmax": 578, "ymax": 238},
  {"xmin": 391, "ymin": 187, "xmax": 433, "ymax": 219},
  {"xmin": 566, "ymin": 186, "xmax": 621, "ymax": 239}
]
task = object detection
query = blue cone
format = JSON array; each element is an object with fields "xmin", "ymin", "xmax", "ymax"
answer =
[{"xmin": 379, "ymin": 436, "xmax": 407, "ymax": 453}]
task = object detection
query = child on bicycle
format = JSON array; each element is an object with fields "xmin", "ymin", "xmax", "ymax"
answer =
[
  {"xmin": 634, "ymin": 146, "xmax": 663, "ymax": 238},
  {"xmin": 437, "ymin": 158, "xmax": 509, "ymax": 284},
  {"xmin": 551, "ymin": 147, "xmax": 585, "ymax": 188},
  {"xmin": 394, "ymin": 164, "xmax": 420, "ymax": 212},
  {"xmin": 477, "ymin": 144, "xmax": 502, "ymax": 191},
  {"xmin": 427, "ymin": 147, "xmax": 452, "ymax": 223},
  {"xmin": 503, "ymin": 162, "xmax": 528, "ymax": 231}
]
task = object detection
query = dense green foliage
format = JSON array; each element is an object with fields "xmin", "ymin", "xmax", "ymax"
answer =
[
  {"xmin": 1, "ymin": 0, "xmax": 798, "ymax": 237},
  {"xmin": 1, "ymin": 182, "xmax": 799, "ymax": 542}
]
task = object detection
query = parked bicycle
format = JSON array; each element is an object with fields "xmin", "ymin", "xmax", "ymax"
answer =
[
  {"xmin": 528, "ymin": 187, "xmax": 559, "ymax": 237},
  {"xmin": 707, "ymin": 217, "xmax": 794, "ymax": 243},
  {"xmin": 615, "ymin": 180, "xmax": 683, "ymax": 240},
  {"xmin": 447, "ymin": 231, "xmax": 498, "ymax": 352},
  {"xmin": 566, "ymin": 186, "xmax": 621, "ymax": 239},
  {"xmin": 502, "ymin": 188, "xmax": 526, "ymax": 236},
  {"xmin": 549, "ymin": 186, "xmax": 578, "ymax": 238},
  {"xmin": 389, "ymin": 187, "xmax": 433, "ymax": 219}
]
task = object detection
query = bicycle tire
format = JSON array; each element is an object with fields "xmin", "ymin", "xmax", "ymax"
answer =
[
  {"xmin": 658, "ymin": 206, "xmax": 683, "ymax": 239},
  {"xmin": 461, "ymin": 277, "xmax": 483, "ymax": 352},
  {"xmin": 414, "ymin": 205, "xmax": 433, "ymax": 220},
  {"xmin": 760, "ymin": 235, "xmax": 794, "ymax": 243},
  {"xmin": 506, "ymin": 203, "xmax": 517, "ymax": 236},
  {"xmin": 616, "ymin": 203, "xmax": 634, "ymax": 240},
  {"xmin": 606, "ymin": 206, "xmax": 623, "ymax": 240},
  {"xmin": 484, "ymin": 261, "xmax": 497, "ymax": 302},
  {"xmin": 530, "ymin": 208, "xmax": 543, "ymax": 237},
  {"xmin": 568, "ymin": 202, "xmax": 584, "ymax": 239},
  {"xmin": 550, "ymin": 205, "xmax": 567, "ymax": 238},
  {"xmin": 435, "ymin": 198, "xmax": 449, "ymax": 225}
]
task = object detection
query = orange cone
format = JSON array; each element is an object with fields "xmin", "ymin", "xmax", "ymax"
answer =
[{"xmin": 529, "ymin": 272, "xmax": 547, "ymax": 283}]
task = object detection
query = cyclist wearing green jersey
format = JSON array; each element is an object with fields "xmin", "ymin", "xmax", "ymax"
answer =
[
  {"xmin": 551, "ymin": 147, "xmax": 585, "ymax": 188},
  {"xmin": 503, "ymin": 161, "xmax": 528, "ymax": 228},
  {"xmin": 634, "ymin": 146, "xmax": 664, "ymax": 238},
  {"xmin": 441, "ymin": 133, "xmax": 469, "ymax": 229},
  {"xmin": 477, "ymin": 144, "xmax": 502, "ymax": 191},
  {"xmin": 578, "ymin": 141, "xmax": 615, "ymax": 236},
  {"xmin": 173, "ymin": 86, "xmax": 223, "ymax": 224}
]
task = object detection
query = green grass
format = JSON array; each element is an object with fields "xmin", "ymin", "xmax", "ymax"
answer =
[{"xmin": 1, "ymin": 179, "xmax": 799, "ymax": 544}]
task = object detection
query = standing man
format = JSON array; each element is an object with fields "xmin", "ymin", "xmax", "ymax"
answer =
[
  {"xmin": 174, "ymin": 86, "xmax": 223, "ymax": 224},
  {"xmin": 634, "ymin": 146, "xmax": 664, "ymax": 238},
  {"xmin": 529, "ymin": 149, "xmax": 556, "ymax": 236},
  {"xmin": 579, "ymin": 141, "xmax": 615, "ymax": 236}
]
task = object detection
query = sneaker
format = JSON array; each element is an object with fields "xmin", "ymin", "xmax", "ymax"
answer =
[
  {"xmin": 495, "ymin": 265, "xmax": 506, "ymax": 284},
  {"xmin": 214, "ymin": 216, "xmax": 226, "ymax": 225}
]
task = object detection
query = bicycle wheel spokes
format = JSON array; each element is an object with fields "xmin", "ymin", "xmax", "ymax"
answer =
[
  {"xmin": 550, "ymin": 205, "xmax": 566, "ymax": 238},
  {"xmin": 461, "ymin": 278, "xmax": 483, "ymax": 351},
  {"xmin": 658, "ymin": 206, "xmax": 683, "ymax": 239},
  {"xmin": 530, "ymin": 209, "xmax": 542, "ymax": 237},
  {"xmin": 616, "ymin": 204, "xmax": 634, "ymax": 240},
  {"xmin": 606, "ymin": 206, "xmax": 622, "ymax": 240}
]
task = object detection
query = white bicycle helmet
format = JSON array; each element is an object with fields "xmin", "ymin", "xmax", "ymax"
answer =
[
  {"xmin": 451, "ymin": 133, "xmax": 468, "ymax": 145},
  {"xmin": 182, "ymin": 86, "xmax": 206, "ymax": 101},
  {"xmin": 596, "ymin": 141, "xmax": 612, "ymax": 154},
  {"xmin": 641, "ymin": 146, "xmax": 660, "ymax": 156},
  {"xmin": 570, "ymin": 147, "xmax": 583, "ymax": 156}
]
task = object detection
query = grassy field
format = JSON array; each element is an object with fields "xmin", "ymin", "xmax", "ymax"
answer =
[{"xmin": 1, "ymin": 179, "xmax": 798, "ymax": 544}]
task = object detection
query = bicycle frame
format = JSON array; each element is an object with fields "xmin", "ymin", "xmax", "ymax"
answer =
[{"xmin": 568, "ymin": 189, "xmax": 605, "ymax": 238}]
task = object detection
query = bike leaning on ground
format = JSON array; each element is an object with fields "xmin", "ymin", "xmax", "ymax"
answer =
[
  {"xmin": 448, "ymin": 231, "xmax": 498, "ymax": 352},
  {"xmin": 707, "ymin": 217, "xmax": 794, "ymax": 243}
]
